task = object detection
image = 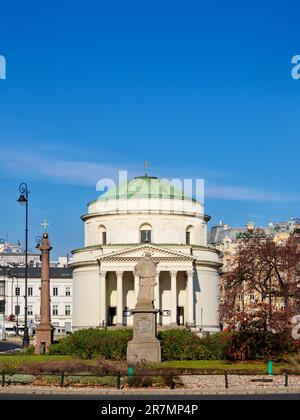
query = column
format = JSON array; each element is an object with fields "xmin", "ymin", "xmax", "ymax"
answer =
[
  {"xmin": 154, "ymin": 271, "xmax": 160, "ymax": 310},
  {"xmin": 134, "ymin": 273, "xmax": 139, "ymax": 306},
  {"xmin": 99, "ymin": 271, "xmax": 107, "ymax": 327},
  {"xmin": 170, "ymin": 271, "xmax": 177, "ymax": 326},
  {"xmin": 116, "ymin": 271, "xmax": 123, "ymax": 326},
  {"xmin": 34, "ymin": 233, "xmax": 53, "ymax": 354},
  {"xmin": 186, "ymin": 270, "xmax": 194, "ymax": 326}
]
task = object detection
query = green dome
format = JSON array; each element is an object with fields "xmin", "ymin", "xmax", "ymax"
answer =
[{"xmin": 99, "ymin": 175, "xmax": 194, "ymax": 201}]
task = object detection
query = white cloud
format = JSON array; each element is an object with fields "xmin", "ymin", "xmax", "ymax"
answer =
[
  {"xmin": 0, "ymin": 150, "xmax": 118, "ymax": 187},
  {"xmin": 0, "ymin": 150, "xmax": 299, "ymax": 202},
  {"xmin": 206, "ymin": 183, "xmax": 300, "ymax": 202}
]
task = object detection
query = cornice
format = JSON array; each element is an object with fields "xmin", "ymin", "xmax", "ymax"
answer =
[
  {"xmin": 72, "ymin": 243, "xmax": 219, "ymax": 255},
  {"xmin": 81, "ymin": 210, "xmax": 210, "ymax": 221},
  {"xmin": 195, "ymin": 260, "xmax": 222, "ymax": 269}
]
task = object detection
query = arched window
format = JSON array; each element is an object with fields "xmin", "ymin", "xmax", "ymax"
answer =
[
  {"xmin": 139, "ymin": 223, "xmax": 152, "ymax": 243},
  {"xmin": 98, "ymin": 225, "xmax": 107, "ymax": 245},
  {"xmin": 186, "ymin": 226, "xmax": 193, "ymax": 245}
]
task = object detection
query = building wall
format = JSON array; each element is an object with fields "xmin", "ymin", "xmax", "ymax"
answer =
[
  {"xmin": 195, "ymin": 266, "xmax": 220, "ymax": 330},
  {"xmin": 1, "ymin": 275, "xmax": 72, "ymax": 331},
  {"xmin": 84, "ymin": 213, "xmax": 207, "ymax": 247},
  {"xmin": 72, "ymin": 266, "xmax": 100, "ymax": 329}
]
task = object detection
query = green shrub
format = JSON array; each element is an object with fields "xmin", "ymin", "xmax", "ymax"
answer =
[
  {"xmin": 6, "ymin": 374, "xmax": 36, "ymax": 384},
  {"xmin": 198, "ymin": 332, "xmax": 232, "ymax": 360},
  {"xmin": 0, "ymin": 360, "xmax": 19, "ymax": 375},
  {"xmin": 65, "ymin": 375, "xmax": 116, "ymax": 387},
  {"xmin": 23, "ymin": 345, "xmax": 35, "ymax": 355},
  {"xmin": 158, "ymin": 329, "xmax": 222, "ymax": 361},
  {"xmin": 49, "ymin": 328, "xmax": 133, "ymax": 360},
  {"xmin": 49, "ymin": 327, "xmax": 294, "ymax": 362}
]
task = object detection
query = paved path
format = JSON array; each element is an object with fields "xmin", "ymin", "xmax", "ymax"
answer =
[
  {"xmin": 0, "ymin": 392, "xmax": 299, "ymax": 400},
  {"xmin": 0, "ymin": 386, "xmax": 300, "ymax": 399},
  {"xmin": 0, "ymin": 340, "xmax": 22, "ymax": 353}
]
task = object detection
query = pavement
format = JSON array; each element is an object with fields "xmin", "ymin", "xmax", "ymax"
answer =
[
  {"xmin": 0, "ymin": 340, "xmax": 22, "ymax": 353},
  {"xmin": 0, "ymin": 385, "xmax": 299, "ymax": 399}
]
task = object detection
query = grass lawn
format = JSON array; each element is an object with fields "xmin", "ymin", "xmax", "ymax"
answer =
[
  {"xmin": 0, "ymin": 355, "xmax": 74, "ymax": 366},
  {"xmin": 159, "ymin": 360, "xmax": 289, "ymax": 374},
  {"xmin": 0, "ymin": 355, "xmax": 292, "ymax": 374}
]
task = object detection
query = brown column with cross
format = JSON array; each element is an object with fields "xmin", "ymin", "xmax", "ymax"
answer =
[{"xmin": 34, "ymin": 233, "xmax": 54, "ymax": 354}]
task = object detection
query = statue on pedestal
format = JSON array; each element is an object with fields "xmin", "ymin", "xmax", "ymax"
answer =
[
  {"xmin": 134, "ymin": 252, "xmax": 157, "ymax": 308},
  {"xmin": 127, "ymin": 251, "xmax": 161, "ymax": 364}
]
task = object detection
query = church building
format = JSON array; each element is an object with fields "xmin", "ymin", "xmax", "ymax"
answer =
[{"xmin": 71, "ymin": 175, "xmax": 221, "ymax": 333}]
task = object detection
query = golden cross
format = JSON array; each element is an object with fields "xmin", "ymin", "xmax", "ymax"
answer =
[{"xmin": 41, "ymin": 219, "xmax": 50, "ymax": 233}]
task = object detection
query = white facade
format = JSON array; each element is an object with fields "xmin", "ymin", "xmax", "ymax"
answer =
[
  {"xmin": 71, "ymin": 176, "xmax": 221, "ymax": 332},
  {"xmin": 0, "ymin": 267, "xmax": 73, "ymax": 335}
]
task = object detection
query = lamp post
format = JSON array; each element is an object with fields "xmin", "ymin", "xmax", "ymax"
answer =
[
  {"xmin": 12, "ymin": 275, "xmax": 19, "ymax": 336},
  {"xmin": 17, "ymin": 183, "xmax": 30, "ymax": 348}
]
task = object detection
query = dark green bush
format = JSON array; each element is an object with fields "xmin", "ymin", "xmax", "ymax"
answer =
[
  {"xmin": 49, "ymin": 328, "xmax": 133, "ymax": 360},
  {"xmin": 49, "ymin": 327, "xmax": 293, "ymax": 361},
  {"xmin": 158, "ymin": 329, "xmax": 228, "ymax": 361},
  {"xmin": 23, "ymin": 345, "xmax": 35, "ymax": 355},
  {"xmin": 199, "ymin": 332, "xmax": 232, "ymax": 360}
]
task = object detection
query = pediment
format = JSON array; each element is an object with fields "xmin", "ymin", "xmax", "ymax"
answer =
[{"xmin": 98, "ymin": 244, "xmax": 195, "ymax": 262}]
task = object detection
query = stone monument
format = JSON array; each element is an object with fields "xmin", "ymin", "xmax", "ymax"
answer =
[
  {"xmin": 34, "ymin": 233, "xmax": 54, "ymax": 354},
  {"xmin": 127, "ymin": 252, "xmax": 161, "ymax": 363}
]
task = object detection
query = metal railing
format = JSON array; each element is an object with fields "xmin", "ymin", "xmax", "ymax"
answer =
[{"xmin": 0, "ymin": 370, "xmax": 298, "ymax": 389}]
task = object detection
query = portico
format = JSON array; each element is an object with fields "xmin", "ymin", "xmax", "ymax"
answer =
[{"xmin": 97, "ymin": 244, "xmax": 195, "ymax": 327}]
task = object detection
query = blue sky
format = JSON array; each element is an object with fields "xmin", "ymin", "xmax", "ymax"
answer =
[{"xmin": 0, "ymin": 0, "xmax": 299, "ymax": 258}]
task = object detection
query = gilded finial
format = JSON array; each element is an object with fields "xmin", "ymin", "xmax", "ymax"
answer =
[{"xmin": 41, "ymin": 219, "xmax": 50, "ymax": 234}]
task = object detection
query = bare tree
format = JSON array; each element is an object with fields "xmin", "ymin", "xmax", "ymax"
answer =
[{"xmin": 220, "ymin": 234, "xmax": 300, "ymax": 333}]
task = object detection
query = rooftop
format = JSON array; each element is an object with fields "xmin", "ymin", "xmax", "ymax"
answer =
[{"xmin": 97, "ymin": 175, "xmax": 197, "ymax": 202}]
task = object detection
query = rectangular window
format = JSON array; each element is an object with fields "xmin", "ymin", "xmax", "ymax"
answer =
[
  {"xmin": 15, "ymin": 287, "xmax": 20, "ymax": 296},
  {"xmin": 15, "ymin": 305, "xmax": 20, "ymax": 316},
  {"xmin": 0, "ymin": 299, "xmax": 5, "ymax": 313},
  {"xmin": 27, "ymin": 305, "xmax": 33, "ymax": 316},
  {"xmin": 186, "ymin": 231, "xmax": 191, "ymax": 245},
  {"xmin": 0, "ymin": 281, "xmax": 5, "ymax": 296},
  {"xmin": 65, "ymin": 287, "xmax": 71, "ymax": 296},
  {"xmin": 53, "ymin": 287, "xmax": 58, "ymax": 296},
  {"xmin": 140, "ymin": 230, "xmax": 151, "ymax": 243},
  {"xmin": 65, "ymin": 305, "xmax": 71, "ymax": 316},
  {"xmin": 250, "ymin": 294, "xmax": 255, "ymax": 302},
  {"xmin": 28, "ymin": 287, "xmax": 33, "ymax": 296},
  {"xmin": 52, "ymin": 305, "xmax": 58, "ymax": 316},
  {"xmin": 102, "ymin": 231, "xmax": 107, "ymax": 245}
]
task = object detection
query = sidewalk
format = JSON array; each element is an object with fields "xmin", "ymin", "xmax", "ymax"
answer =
[{"xmin": 0, "ymin": 385, "xmax": 300, "ymax": 396}]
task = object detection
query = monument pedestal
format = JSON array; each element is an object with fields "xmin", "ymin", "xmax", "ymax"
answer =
[
  {"xmin": 34, "ymin": 324, "xmax": 55, "ymax": 354},
  {"xmin": 127, "ymin": 308, "xmax": 161, "ymax": 364}
]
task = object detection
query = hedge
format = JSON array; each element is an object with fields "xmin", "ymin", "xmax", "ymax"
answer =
[{"xmin": 49, "ymin": 328, "xmax": 298, "ymax": 361}]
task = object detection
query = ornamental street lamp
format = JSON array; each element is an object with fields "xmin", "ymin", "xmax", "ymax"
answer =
[
  {"xmin": 236, "ymin": 221, "xmax": 274, "ymax": 241},
  {"xmin": 17, "ymin": 183, "xmax": 30, "ymax": 348},
  {"xmin": 12, "ymin": 275, "xmax": 19, "ymax": 336}
]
